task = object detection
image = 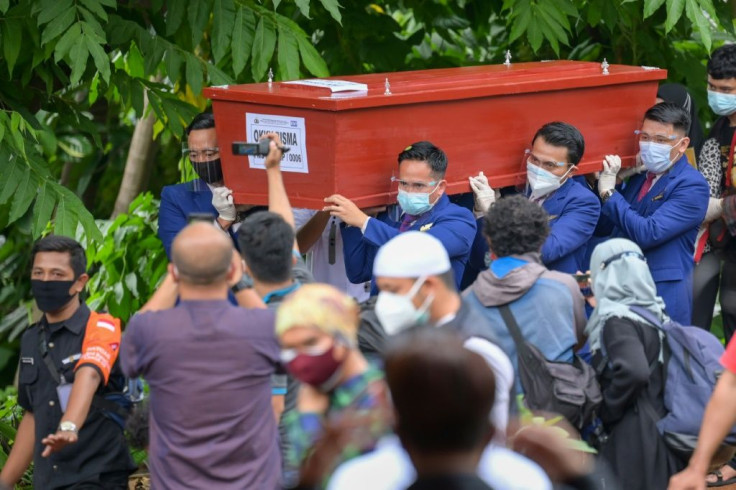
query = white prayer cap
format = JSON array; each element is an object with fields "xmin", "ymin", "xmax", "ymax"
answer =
[{"xmin": 373, "ymin": 231, "xmax": 451, "ymax": 278}]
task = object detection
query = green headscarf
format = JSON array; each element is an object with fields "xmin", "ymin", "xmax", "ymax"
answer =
[{"xmin": 585, "ymin": 238, "xmax": 668, "ymax": 353}]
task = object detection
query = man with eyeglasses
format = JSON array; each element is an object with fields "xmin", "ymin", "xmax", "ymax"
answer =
[
  {"xmin": 158, "ymin": 112, "xmax": 241, "ymax": 258},
  {"xmin": 324, "ymin": 141, "xmax": 476, "ymax": 291},
  {"xmin": 595, "ymin": 102, "xmax": 709, "ymax": 324},
  {"xmin": 463, "ymin": 122, "xmax": 601, "ymax": 286}
]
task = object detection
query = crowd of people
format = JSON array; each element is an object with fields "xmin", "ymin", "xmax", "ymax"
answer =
[{"xmin": 2, "ymin": 44, "xmax": 736, "ymax": 490}]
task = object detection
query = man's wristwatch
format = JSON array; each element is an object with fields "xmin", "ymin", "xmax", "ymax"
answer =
[
  {"xmin": 600, "ymin": 189, "xmax": 616, "ymax": 203},
  {"xmin": 231, "ymin": 274, "xmax": 254, "ymax": 293},
  {"xmin": 58, "ymin": 421, "xmax": 78, "ymax": 434}
]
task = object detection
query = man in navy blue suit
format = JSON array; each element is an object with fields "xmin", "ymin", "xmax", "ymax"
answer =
[
  {"xmin": 596, "ymin": 102, "xmax": 709, "ymax": 324},
  {"xmin": 324, "ymin": 141, "xmax": 476, "ymax": 291},
  {"xmin": 463, "ymin": 122, "xmax": 601, "ymax": 286},
  {"xmin": 158, "ymin": 112, "xmax": 240, "ymax": 259}
]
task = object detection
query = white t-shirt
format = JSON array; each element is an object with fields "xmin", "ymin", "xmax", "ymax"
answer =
[
  {"xmin": 293, "ymin": 209, "xmax": 370, "ymax": 302},
  {"xmin": 327, "ymin": 435, "xmax": 552, "ymax": 490}
]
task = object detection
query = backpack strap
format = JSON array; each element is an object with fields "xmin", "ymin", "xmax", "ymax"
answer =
[
  {"xmin": 498, "ymin": 305, "xmax": 533, "ymax": 361},
  {"xmin": 38, "ymin": 327, "xmax": 63, "ymax": 385},
  {"xmin": 628, "ymin": 305, "xmax": 663, "ymax": 328}
]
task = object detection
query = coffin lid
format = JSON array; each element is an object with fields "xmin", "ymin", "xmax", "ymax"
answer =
[{"xmin": 203, "ymin": 61, "xmax": 666, "ymax": 111}]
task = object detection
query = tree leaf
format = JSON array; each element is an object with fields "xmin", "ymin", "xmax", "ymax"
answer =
[
  {"xmin": 0, "ymin": 160, "xmax": 25, "ymax": 205},
  {"xmin": 185, "ymin": 55, "xmax": 204, "ymax": 95},
  {"xmin": 665, "ymin": 0, "xmax": 685, "ymax": 32},
  {"xmin": 79, "ymin": 0, "xmax": 108, "ymax": 22},
  {"xmin": 165, "ymin": 48, "xmax": 182, "ymax": 80},
  {"xmin": 212, "ymin": 0, "xmax": 236, "ymax": 62},
  {"xmin": 85, "ymin": 34, "xmax": 110, "ymax": 83},
  {"xmin": 643, "ymin": 0, "xmax": 666, "ymax": 18},
  {"xmin": 277, "ymin": 22, "xmax": 300, "ymax": 81},
  {"xmin": 296, "ymin": 34, "xmax": 328, "ymax": 77},
  {"xmin": 231, "ymin": 6, "xmax": 256, "ymax": 77},
  {"xmin": 69, "ymin": 40, "xmax": 90, "ymax": 85},
  {"xmin": 509, "ymin": 3, "xmax": 531, "ymax": 42},
  {"xmin": 165, "ymin": 0, "xmax": 186, "ymax": 36},
  {"xmin": 295, "ymin": 0, "xmax": 310, "ymax": 18},
  {"xmin": 41, "ymin": 6, "xmax": 75, "ymax": 45},
  {"xmin": 527, "ymin": 11, "xmax": 543, "ymax": 52},
  {"xmin": 32, "ymin": 183, "xmax": 57, "ymax": 238},
  {"xmin": 127, "ymin": 41, "xmax": 145, "ymax": 78},
  {"xmin": 188, "ymin": 0, "xmax": 210, "ymax": 48},
  {"xmin": 54, "ymin": 22, "xmax": 81, "ymax": 62},
  {"xmin": 318, "ymin": 0, "xmax": 342, "ymax": 25},
  {"xmin": 8, "ymin": 170, "xmax": 37, "ymax": 225},
  {"xmin": 0, "ymin": 0, "xmax": 10, "ymax": 14},
  {"xmin": 2, "ymin": 20, "xmax": 21, "ymax": 77},
  {"xmin": 54, "ymin": 194, "xmax": 77, "ymax": 238},
  {"xmin": 125, "ymin": 272, "xmax": 139, "ymax": 298},
  {"xmin": 37, "ymin": 0, "xmax": 73, "ymax": 26},
  {"xmin": 685, "ymin": 0, "xmax": 711, "ymax": 51},
  {"xmin": 251, "ymin": 16, "xmax": 277, "ymax": 81}
]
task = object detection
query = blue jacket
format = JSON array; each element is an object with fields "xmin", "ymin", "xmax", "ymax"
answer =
[
  {"xmin": 461, "ymin": 178, "xmax": 601, "ymax": 287},
  {"xmin": 595, "ymin": 156, "xmax": 709, "ymax": 324},
  {"xmin": 158, "ymin": 179, "xmax": 238, "ymax": 259},
  {"xmin": 341, "ymin": 194, "xmax": 477, "ymax": 290}
]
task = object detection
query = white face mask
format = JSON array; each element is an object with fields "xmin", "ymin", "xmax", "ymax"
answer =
[
  {"xmin": 526, "ymin": 162, "xmax": 573, "ymax": 199},
  {"xmin": 375, "ymin": 277, "xmax": 433, "ymax": 336}
]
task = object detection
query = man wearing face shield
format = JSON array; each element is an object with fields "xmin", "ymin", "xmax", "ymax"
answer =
[
  {"xmin": 325, "ymin": 141, "xmax": 476, "ymax": 292},
  {"xmin": 594, "ymin": 102, "xmax": 709, "ymax": 324},
  {"xmin": 464, "ymin": 122, "xmax": 601, "ymax": 287},
  {"xmin": 158, "ymin": 112, "xmax": 248, "ymax": 259},
  {"xmin": 275, "ymin": 283, "xmax": 391, "ymax": 479}
]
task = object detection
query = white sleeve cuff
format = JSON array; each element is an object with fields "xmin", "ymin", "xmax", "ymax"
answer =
[{"xmin": 360, "ymin": 217, "xmax": 371, "ymax": 234}]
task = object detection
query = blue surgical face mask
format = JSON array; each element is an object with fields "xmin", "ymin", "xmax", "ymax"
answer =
[
  {"xmin": 708, "ymin": 90, "xmax": 736, "ymax": 116},
  {"xmin": 639, "ymin": 140, "xmax": 682, "ymax": 174},
  {"xmin": 397, "ymin": 184, "xmax": 440, "ymax": 215}
]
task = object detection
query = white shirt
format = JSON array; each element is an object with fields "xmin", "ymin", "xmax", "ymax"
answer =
[
  {"xmin": 293, "ymin": 209, "xmax": 370, "ymax": 302},
  {"xmin": 327, "ymin": 435, "xmax": 552, "ymax": 490}
]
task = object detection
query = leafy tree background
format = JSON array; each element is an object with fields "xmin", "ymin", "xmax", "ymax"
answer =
[{"xmin": 0, "ymin": 0, "xmax": 734, "ymax": 393}]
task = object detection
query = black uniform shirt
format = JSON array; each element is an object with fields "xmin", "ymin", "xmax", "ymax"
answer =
[{"xmin": 17, "ymin": 303, "xmax": 135, "ymax": 489}]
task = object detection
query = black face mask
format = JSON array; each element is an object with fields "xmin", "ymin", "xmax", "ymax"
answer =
[
  {"xmin": 192, "ymin": 159, "xmax": 223, "ymax": 184},
  {"xmin": 31, "ymin": 279, "xmax": 76, "ymax": 313}
]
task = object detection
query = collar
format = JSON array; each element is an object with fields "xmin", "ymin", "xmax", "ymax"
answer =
[
  {"xmin": 263, "ymin": 281, "xmax": 301, "ymax": 304},
  {"xmin": 490, "ymin": 256, "xmax": 529, "ymax": 278},
  {"xmin": 41, "ymin": 303, "xmax": 90, "ymax": 335},
  {"xmin": 434, "ymin": 311, "xmax": 457, "ymax": 327}
]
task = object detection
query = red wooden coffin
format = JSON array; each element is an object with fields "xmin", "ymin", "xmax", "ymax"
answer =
[{"xmin": 203, "ymin": 61, "xmax": 667, "ymax": 208}]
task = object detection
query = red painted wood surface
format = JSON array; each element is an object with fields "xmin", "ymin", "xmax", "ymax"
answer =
[{"xmin": 204, "ymin": 61, "xmax": 667, "ymax": 208}]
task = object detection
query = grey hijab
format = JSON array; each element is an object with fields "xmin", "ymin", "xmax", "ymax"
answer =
[{"xmin": 585, "ymin": 238, "xmax": 668, "ymax": 353}]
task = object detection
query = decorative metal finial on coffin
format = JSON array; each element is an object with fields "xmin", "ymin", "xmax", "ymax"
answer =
[
  {"xmin": 384, "ymin": 77, "xmax": 392, "ymax": 95},
  {"xmin": 268, "ymin": 68, "xmax": 274, "ymax": 84},
  {"xmin": 504, "ymin": 50, "xmax": 512, "ymax": 67},
  {"xmin": 601, "ymin": 58, "xmax": 610, "ymax": 75}
]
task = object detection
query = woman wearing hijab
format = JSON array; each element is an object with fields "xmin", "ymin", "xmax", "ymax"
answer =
[
  {"xmin": 657, "ymin": 83, "xmax": 706, "ymax": 166},
  {"xmin": 586, "ymin": 238, "xmax": 686, "ymax": 490}
]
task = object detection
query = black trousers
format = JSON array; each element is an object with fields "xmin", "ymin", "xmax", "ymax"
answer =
[{"xmin": 692, "ymin": 251, "xmax": 736, "ymax": 342}]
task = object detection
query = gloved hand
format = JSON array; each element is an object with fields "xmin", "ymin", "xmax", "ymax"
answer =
[
  {"xmin": 469, "ymin": 171, "xmax": 497, "ymax": 213},
  {"xmin": 598, "ymin": 155, "xmax": 621, "ymax": 197},
  {"xmin": 212, "ymin": 187, "xmax": 237, "ymax": 222}
]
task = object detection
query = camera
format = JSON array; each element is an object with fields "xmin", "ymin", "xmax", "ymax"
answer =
[{"xmin": 232, "ymin": 140, "xmax": 290, "ymax": 157}]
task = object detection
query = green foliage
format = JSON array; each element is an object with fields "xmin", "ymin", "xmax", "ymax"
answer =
[
  {"xmin": 82, "ymin": 192, "xmax": 167, "ymax": 323},
  {"xmin": 0, "ymin": 387, "xmax": 33, "ymax": 487}
]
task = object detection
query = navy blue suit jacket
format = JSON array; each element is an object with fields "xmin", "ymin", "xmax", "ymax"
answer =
[
  {"xmin": 341, "ymin": 194, "xmax": 477, "ymax": 290},
  {"xmin": 595, "ymin": 156, "xmax": 709, "ymax": 324},
  {"xmin": 157, "ymin": 179, "xmax": 238, "ymax": 259},
  {"xmin": 461, "ymin": 178, "xmax": 601, "ymax": 287}
]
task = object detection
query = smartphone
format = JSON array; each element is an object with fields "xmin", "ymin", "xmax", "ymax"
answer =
[
  {"xmin": 187, "ymin": 212, "xmax": 215, "ymax": 223},
  {"xmin": 572, "ymin": 272, "xmax": 590, "ymax": 283},
  {"xmin": 232, "ymin": 140, "xmax": 290, "ymax": 156}
]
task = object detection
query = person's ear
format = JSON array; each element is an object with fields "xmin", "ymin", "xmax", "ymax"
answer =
[
  {"xmin": 168, "ymin": 263, "xmax": 179, "ymax": 283},
  {"xmin": 677, "ymin": 136, "xmax": 690, "ymax": 155},
  {"xmin": 70, "ymin": 273, "xmax": 89, "ymax": 295}
]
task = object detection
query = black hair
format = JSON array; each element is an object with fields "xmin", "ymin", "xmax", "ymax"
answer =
[
  {"xmin": 483, "ymin": 195, "xmax": 549, "ymax": 257},
  {"xmin": 708, "ymin": 44, "xmax": 736, "ymax": 80},
  {"xmin": 643, "ymin": 102, "xmax": 691, "ymax": 135},
  {"xmin": 31, "ymin": 235, "xmax": 87, "ymax": 277},
  {"xmin": 397, "ymin": 141, "xmax": 448, "ymax": 179},
  {"xmin": 385, "ymin": 329, "xmax": 494, "ymax": 453},
  {"xmin": 237, "ymin": 212, "xmax": 294, "ymax": 284},
  {"xmin": 185, "ymin": 112, "xmax": 215, "ymax": 135},
  {"xmin": 531, "ymin": 122, "xmax": 585, "ymax": 165}
]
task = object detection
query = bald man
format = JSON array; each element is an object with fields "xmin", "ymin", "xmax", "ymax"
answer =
[{"xmin": 120, "ymin": 222, "xmax": 283, "ymax": 489}]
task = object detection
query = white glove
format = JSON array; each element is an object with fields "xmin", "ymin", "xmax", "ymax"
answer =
[
  {"xmin": 212, "ymin": 186, "xmax": 236, "ymax": 222},
  {"xmin": 469, "ymin": 171, "xmax": 497, "ymax": 213},
  {"xmin": 598, "ymin": 155, "xmax": 621, "ymax": 197}
]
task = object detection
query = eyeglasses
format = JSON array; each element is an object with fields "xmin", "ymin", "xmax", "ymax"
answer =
[
  {"xmin": 525, "ymin": 149, "xmax": 567, "ymax": 172},
  {"xmin": 600, "ymin": 251, "xmax": 647, "ymax": 270},
  {"xmin": 183, "ymin": 148, "xmax": 220, "ymax": 161},
  {"xmin": 390, "ymin": 176, "xmax": 438, "ymax": 192},
  {"xmin": 634, "ymin": 130, "xmax": 679, "ymax": 145}
]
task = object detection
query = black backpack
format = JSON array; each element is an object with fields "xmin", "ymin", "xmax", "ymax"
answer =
[{"xmin": 499, "ymin": 305, "xmax": 602, "ymax": 429}]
